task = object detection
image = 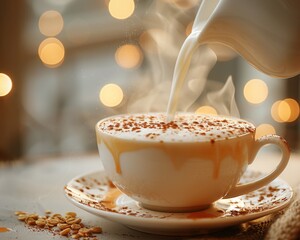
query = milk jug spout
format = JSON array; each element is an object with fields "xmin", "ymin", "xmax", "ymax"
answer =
[{"xmin": 194, "ymin": 0, "xmax": 300, "ymax": 78}]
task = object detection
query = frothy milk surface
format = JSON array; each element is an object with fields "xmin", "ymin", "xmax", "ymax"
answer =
[{"xmin": 98, "ymin": 113, "xmax": 255, "ymax": 142}]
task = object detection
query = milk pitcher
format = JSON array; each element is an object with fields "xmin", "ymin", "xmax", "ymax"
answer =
[{"xmin": 193, "ymin": 0, "xmax": 300, "ymax": 78}]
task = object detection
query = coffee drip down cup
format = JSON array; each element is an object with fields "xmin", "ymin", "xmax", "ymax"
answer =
[{"xmin": 96, "ymin": 113, "xmax": 290, "ymax": 212}]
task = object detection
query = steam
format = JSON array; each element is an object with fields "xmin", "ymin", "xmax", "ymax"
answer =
[
  {"xmin": 207, "ymin": 76, "xmax": 240, "ymax": 117},
  {"xmin": 127, "ymin": 1, "xmax": 239, "ymax": 117}
]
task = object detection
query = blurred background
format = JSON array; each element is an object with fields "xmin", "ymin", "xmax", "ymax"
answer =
[{"xmin": 0, "ymin": 0, "xmax": 299, "ymax": 161}]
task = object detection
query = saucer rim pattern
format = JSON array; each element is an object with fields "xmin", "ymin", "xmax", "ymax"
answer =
[{"xmin": 64, "ymin": 169, "xmax": 294, "ymax": 234}]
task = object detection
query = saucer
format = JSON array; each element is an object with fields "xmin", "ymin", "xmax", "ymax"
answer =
[{"xmin": 64, "ymin": 170, "xmax": 293, "ymax": 236}]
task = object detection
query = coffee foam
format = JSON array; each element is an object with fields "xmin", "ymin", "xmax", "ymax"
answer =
[{"xmin": 98, "ymin": 113, "xmax": 255, "ymax": 142}]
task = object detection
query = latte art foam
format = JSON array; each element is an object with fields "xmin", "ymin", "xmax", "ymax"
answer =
[{"xmin": 98, "ymin": 113, "xmax": 255, "ymax": 142}]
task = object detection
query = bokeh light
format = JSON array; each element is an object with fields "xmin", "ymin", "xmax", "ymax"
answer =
[
  {"xmin": 108, "ymin": 0, "xmax": 135, "ymax": 20},
  {"xmin": 277, "ymin": 100, "xmax": 291, "ymax": 122},
  {"xmin": 195, "ymin": 106, "xmax": 218, "ymax": 115},
  {"xmin": 283, "ymin": 98, "xmax": 299, "ymax": 122},
  {"xmin": 38, "ymin": 38, "xmax": 65, "ymax": 67},
  {"xmin": 271, "ymin": 100, "xmax": 289, "ymax": 122},
  {"xmin": 244, "ymin": 79, "xmax": 268, "ymax": 104},
  {"xmin": 272, "ymin": 98, "xmax": 299, "ymax": 122},
  {"xmin": 271, "ymin": 101, "xmax": 283, "ymax": 122},
  {"xmin": 99, "ymin": 83, "xmax": 124, "ymax": 107},
  {"xmin": 115, "ymin": 44, "xmax": 143, "ymax": 69},
  {"xmin": 38, "ymin": 10, "xmax": 64, "ymax": 36},
  {"xmin": 0, "ymin": 73, "xmax": 13, "ymax": 97},
  {"xmin": 255, "ymin": 124, "xmax": 276, "ymax": 139}
]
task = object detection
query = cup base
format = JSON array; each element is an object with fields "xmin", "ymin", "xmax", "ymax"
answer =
[{"xmin": 139, "ymin": 202, "xmax": 211, "ymax": 213}]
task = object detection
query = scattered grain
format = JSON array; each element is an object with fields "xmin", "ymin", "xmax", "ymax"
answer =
[
  {"xmin": 48, "ymin": 218, "xmax": 59, "ymax": 226},
  {"xmin": 60, "ymin": 227, "xmax": 71, "ymax": 236},
  {"xmin": 35, "ymin": 219, "xmax": 46, "ymax": 227},
  {"xmin": 15, "ymin": 211, "xmax": 27, "ymax": 216},
  {"xmin": 72, "ymin": 234, "xmax": 81, "ymax": 239},
  {"xmin": 45, "ymin": 210, "xmax": 52, "ymax": 214},
  {"xmin": 18, "ymin": 215, "xmax": 27, "ymax": 221},
  {"xmin": 15, "ymin": 210, "xmax": 103, "ymax": 239},
  {"xmin": 71, "ymin": 224, "xmax": 81, "ymax": 230},
  {"xmin": 66, "ymin": 212, "xmax": 77, "ymax": 218},
  {"xmin": 90, "ymin": 227, "xmax": 102, "ymax": 234},
  {"xmin": 57, "ymin": 223, "xmax": 69, "ymax": 230}
]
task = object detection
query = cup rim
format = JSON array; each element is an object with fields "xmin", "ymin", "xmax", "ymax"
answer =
[{"xmin": 95, "ymin": 112, "xmax": 255, "ymax": 143}]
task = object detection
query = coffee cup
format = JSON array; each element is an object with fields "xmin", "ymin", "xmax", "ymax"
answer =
[{"xmin": 95, "ymin": 112, "xmax": 290, "ymax": 212}]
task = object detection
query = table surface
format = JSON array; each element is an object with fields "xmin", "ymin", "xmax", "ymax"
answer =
[{"xmin": 1, "ymin": 150, "xmax": 300, "ymax": 240}]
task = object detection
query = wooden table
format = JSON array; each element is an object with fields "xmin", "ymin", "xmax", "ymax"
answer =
[{"xmin": 1, "ymin": 151, "xmax": 300, "ymax": 240}]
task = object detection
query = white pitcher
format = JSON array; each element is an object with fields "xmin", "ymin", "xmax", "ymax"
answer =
[{"xmin": 193, "ymin": 0, "xmax": 300, "ymax": 78}]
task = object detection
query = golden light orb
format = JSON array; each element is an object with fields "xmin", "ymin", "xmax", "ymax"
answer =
[
  {"xmin": 99, "ymin": 83, "xmax": 124, "ymax": 107},
  {"xmin": 108, "ymin": 0, "xmax": 135, "ymax": 20},
  {"xmin": 195, "ymin": 106, "xmax": 218, "ymax": 115},
  {"xmin": 115, "ymin": 44, "xmax": 143, "ymax": 69},
  {"xmin": 255, "ymin": 124, "xmax": 276, "ymax": 139},
  {"xmin": 0, "ymin": 73, "xmax": 13, "ymax": 97},
  {"xmin": 283, "ymin": 98, "xmax": 299, "ymax": 122},
  {"xmin": 38, "ymin": 38, "xmax": 65, "ymax": 67},
  {"xmin": 244, "ymin": 79, "xmax": 268, "ymax": 104},
  {"xmin": 38, "ymin": 10, "xmax": 64, "ymax": 36},
  {"xmin": 271, "ymin": 100, "xmax": 292, "ymax": 123}
]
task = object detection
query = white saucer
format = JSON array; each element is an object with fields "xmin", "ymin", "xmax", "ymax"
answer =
[{"xmin": 64, "ymin": 170, "xmax": 293, "ymax": 236}]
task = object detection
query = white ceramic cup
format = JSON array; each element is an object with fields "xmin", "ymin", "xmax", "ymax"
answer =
[{"xmin": 95, "ymin": 113, "xmax": 290, "ymax": 212}]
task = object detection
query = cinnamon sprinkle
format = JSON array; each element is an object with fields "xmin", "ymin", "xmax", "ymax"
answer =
[{"xmin": 98, "ymin": 113, "xmax": 255, "ymax": 143}]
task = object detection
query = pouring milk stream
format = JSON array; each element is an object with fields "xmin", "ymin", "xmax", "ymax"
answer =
[{"xmin": 167, "ymin": 0, "xmax": 300, "ymax": 120}]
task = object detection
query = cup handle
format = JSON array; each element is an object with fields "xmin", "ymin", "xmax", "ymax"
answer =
[{"xmin": 224, "ymin": 134, "xmax": 290, "ymax": 199}]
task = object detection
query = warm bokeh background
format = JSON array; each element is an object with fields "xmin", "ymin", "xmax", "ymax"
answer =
[{"xmin": 0, "ymin": 0, "xmax": 299, "ymax": 161}]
